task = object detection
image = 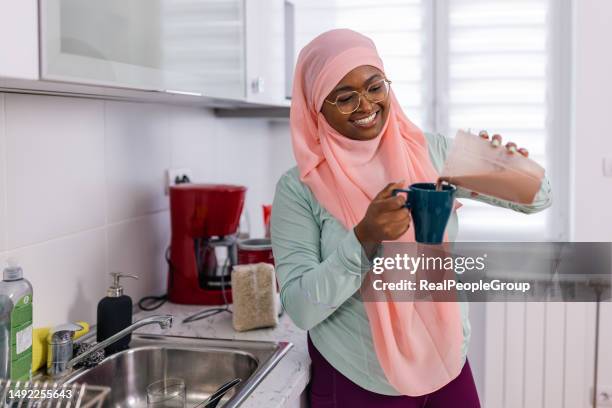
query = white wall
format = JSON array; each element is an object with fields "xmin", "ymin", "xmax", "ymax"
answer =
[
  {"xmin": 572, "ymin": 1, "xmax": 612, "ymax": 241},
  {"xmin": 0, "ymin": 92, "xmax": 286, "ymax": 327},
  {"xmin": 268, "ymin": 120, "xmax": 296, "ymax": 182},
  {"xmin": 572, "ymin": 0, "xmax": 612, "ymax": 398}
]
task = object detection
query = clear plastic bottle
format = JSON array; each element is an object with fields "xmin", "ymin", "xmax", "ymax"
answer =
[
  {"xmin": 0, "ymin": 261, "xmax": 33, "ymax": 380},
  {"xmin": 440, "ymin": 130, "xmax": 545, "ymax": 204}
]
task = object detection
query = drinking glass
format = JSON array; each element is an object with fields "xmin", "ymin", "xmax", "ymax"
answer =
[{"xmin": 146, "ymin": 378, "xmax": 186, "ymax": 408}]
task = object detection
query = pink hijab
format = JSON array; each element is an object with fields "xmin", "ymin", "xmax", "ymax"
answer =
[{"xmin": 290, "ymin": 29, "xmax": 463, "ymax": 396}]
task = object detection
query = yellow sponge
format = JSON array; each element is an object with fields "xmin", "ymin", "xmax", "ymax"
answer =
[{"xmin": 32, "ymin": 321, "xmax": 90, "ymax": 373}]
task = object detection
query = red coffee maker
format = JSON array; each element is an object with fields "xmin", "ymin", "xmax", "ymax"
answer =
[{"xmin": 168, "ymin": 184, "xmax": 246, "ymax": 305}]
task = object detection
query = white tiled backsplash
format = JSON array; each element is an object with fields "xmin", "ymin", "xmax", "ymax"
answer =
[{"xmin": 0, "ymin": 92, "xmax": 294, "ymax": 327}]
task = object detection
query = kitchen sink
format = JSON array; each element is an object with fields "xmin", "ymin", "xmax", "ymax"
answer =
[{"xmin": 66, "ymin": 334, "xmax": 292, "ymax": 408}]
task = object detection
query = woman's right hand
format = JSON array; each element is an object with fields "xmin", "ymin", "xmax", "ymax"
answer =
[{"xmin": 354, "ymin": 181, "xmax": 411, "ymax": 254}]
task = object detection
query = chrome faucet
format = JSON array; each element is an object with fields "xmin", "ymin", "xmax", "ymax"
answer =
[{"xmin": 47, "ymin": 314, "xmax": 173, "ymax": 378}]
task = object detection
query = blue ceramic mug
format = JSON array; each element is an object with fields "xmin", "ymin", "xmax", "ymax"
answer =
[{"xmin": 392, "ymin": 183, "xmax": 457, "ymax": 244}]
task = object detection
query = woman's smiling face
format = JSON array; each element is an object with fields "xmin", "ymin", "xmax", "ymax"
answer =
[{"xmin": 320, "ymin": 65, "xmax": 391, "ymax": 141}]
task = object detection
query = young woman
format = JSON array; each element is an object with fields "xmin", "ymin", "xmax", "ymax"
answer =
[{"xmin": 271, "ymin": 29, "xmax": 551, "ymax": 407}]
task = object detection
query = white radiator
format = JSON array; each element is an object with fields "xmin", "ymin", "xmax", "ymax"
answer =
[{"xmin": 482, "ymin": 302, "xmax": 596, "ymax": 408}]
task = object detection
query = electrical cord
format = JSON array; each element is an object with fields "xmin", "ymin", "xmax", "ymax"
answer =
[
  {"xmin": 182, "ymin": 256, "xmax": 232, "ymax": 324},
  {"xmin": 138, "ymin": 294, "xmax": 168, "ymax": 311},
  {"xmin": 137, "ymin": 244, "xmax": 234, "ymax": 322},
  {"xmin": 137, "ymin": 247, "xmax": 172, "ymax": 312}
]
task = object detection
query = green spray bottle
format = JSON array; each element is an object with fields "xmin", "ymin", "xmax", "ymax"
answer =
[{"xmin": 0, "ymin": 260, "xmax": 33, "ymax": 380}]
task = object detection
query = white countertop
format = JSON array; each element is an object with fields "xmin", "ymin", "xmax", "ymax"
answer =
[{"xmin": 133, "ymin": 302, "xmax": 309, "ymax": 408}]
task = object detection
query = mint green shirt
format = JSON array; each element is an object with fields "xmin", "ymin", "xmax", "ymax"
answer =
[{"xmin": 271, "ymin": 132, "xmax": 552, "ymax": 395}]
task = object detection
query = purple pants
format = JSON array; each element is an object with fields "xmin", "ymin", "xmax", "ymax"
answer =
[{"xmin": 308, "ymin": 334, "xmax": 481, "ymax": 408}]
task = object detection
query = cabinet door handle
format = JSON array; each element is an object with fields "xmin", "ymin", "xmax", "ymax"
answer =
[
  {"xmin": 251, "ymin": 77, "xmax": 265, "ymax": 94},
  {"xmin": 284, "ymin": 0, "xmax": 295, "ymax": 99}
]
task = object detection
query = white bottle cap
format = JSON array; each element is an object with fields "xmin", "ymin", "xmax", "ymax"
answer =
[{"xmin": 3, "ymin": 258, "xmax": 23, "ymax": 281}]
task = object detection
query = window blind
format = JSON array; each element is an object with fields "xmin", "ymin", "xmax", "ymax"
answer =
[
  {"xmin": 291, "ymin": 0, "xmax": 427, "ymax": 128},
  {"xmin": 291, "ymin": 0, "xmax": 563, "ymax": 241},
  {"xmin": 441, "ymin": 0, "xmax": 553, "ymax": 241}
]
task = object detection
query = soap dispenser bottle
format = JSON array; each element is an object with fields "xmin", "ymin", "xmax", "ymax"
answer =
[{"xmin": 97, "ymin": 273, "xmax": 138, "ymax": 354}]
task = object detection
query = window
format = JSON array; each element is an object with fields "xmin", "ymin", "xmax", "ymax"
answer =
[
  {"xmin": 291, "ymin": 0, "xmax": 570, "ymax": 241},
  {"xmin": 292, "ymin": 0, "xmax": 427, "ymax": 127}
]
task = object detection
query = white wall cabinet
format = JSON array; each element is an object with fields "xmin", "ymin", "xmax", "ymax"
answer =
[
  {"xmin": 0, "ymin": 0, "xmax": 290, "ymax": 107},
  {"xmin": 245, "ymin": 0, "xmax": 287, "ymax": 105},
  {"xmin": 0, "ymin": 0, "xmax": 38, "ymax": 80}
]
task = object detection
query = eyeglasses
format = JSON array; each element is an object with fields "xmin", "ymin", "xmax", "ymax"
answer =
[{"xmin": 324, "ymin": 78, "xmax": 392, "ymax": 115}]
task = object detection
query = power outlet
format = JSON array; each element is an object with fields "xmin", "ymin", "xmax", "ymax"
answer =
[
  {"xmin": 593, "ymin": 386, "xmax": 612, "ymax": 407},
  {"xmin": 165, "ymin": 168, "xmax": 194, "ymax": 195}
]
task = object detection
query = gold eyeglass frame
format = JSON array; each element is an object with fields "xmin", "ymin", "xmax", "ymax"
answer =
[{"xmin": 324, "ymin": 78, "xmax": 392, "ymax": 115}]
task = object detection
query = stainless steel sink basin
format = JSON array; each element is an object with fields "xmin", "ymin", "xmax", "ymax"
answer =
[{"xmin": 66, "ymin": 334, "xmax": 292, "ymax": 408}]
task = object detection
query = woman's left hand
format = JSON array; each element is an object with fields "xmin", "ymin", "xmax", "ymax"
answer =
[
  {"xmin": 478, "ymin": 130, "xmax": 529, "ymax": 157},
  {"xmin": 469, "ymin": 130, "xmax": 530, "ymax": 197}
]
